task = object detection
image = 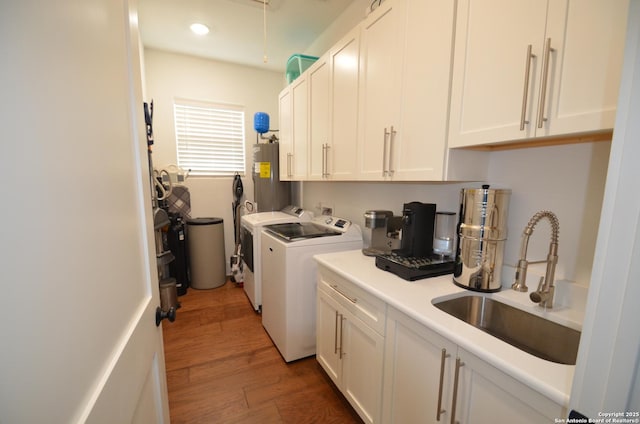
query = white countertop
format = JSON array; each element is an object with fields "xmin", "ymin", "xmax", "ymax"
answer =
[{"xmin": 314, "ymin": 249, "xmax": 580, "ymax": 407}]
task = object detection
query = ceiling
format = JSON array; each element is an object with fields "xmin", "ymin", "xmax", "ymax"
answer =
[{"xmin": 137, "ymin": 0, "xmax": 356, "ymax": 72}]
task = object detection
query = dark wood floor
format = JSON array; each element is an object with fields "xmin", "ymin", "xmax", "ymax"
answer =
[{"xmin": 162, "ymin": 281, "xmax": 363, "ymax": 423}]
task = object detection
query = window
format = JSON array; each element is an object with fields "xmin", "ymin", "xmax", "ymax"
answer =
[{"xmin": 173, "ymin": 99, "xmax": 246, "ymax": 176}]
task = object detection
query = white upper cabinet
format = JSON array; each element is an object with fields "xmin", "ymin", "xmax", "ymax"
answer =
[
  {"xmin": 290, "ymin": 75, "xmax": 309, "ymax": 179},
  {"xmin": 328, "ymin": 26, "xmax": 360, "ymax": 180},
  {"xmin": 278, "ymin": 86, "xmax": 293, "ymax": 180},
  {"xmin": 448, "ymin": 0, "xmax": 628, "ymax": 148},
  {"xmin": 307, "ymin": 54, "xmax": 330, "ymax": 180},
  {"xmin": 357, "ymin": 0, "xmax": 403, "ymax": 180},
  {"xmin": 392, "ymin": 0, "xmax": 457, "ymax": 180},
  {"xmin": 278, "ymin": 75, "xmax": 309, "ymax": 180},
  {"xmin": 357, "ymin": 0, "xmax": 459, "ymax": 181},
  {"xmin": 542, "ymin": 0, "xmax": 628, "ymax": 137}
]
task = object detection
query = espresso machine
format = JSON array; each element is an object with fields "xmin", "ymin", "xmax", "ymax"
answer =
[
  {"xmin": 362, "ymin": 210, "xmax": 402, "ymax": 256},
  {"xmin": 375, "ymin": 202, "xmax": 456, "ymax": 281}
]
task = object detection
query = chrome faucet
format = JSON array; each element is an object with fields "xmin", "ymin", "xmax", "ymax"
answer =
[{"xmin": 511, "ymin": 210, "xmax": 560, "ymax": 308}]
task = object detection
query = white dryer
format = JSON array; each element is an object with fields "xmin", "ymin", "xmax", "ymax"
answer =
[
  {"xmin": 240, "ymin": 205, "xmax": 312, "ymax": 312},
  {"xmin": 260, "ymin": 216, "xmax": 362, "ymax": 362}
]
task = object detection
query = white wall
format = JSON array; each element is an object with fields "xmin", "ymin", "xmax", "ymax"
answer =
[
  {"xmin": 487, "ymin": 142, "xmax": 610, "ymax": 285},
  {"xmin": 143, "ymin": 48, "xmax": 285, "ymax": 272},
  {"xmin": 304, "ymin": 0, "xmax": 371, "ymax": 56}
]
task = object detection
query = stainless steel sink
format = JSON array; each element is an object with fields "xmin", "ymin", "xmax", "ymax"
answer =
[{"xmin": 433, "ymin": 295, "xmax": 581, "ymax": 365}]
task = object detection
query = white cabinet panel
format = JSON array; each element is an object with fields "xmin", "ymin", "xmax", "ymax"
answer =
[
  {"xmin": 278, "ymin": 87, "xmax": 293, "ymax": 180},
  {"xmin": 455, "ymin": 348, "xmax": 566, "ymax": 423},
  {"xmin": 541, "ymin": 0, "xmax": 627, "ymax": 137},
  {"xmin": 393, "ymin": 0, "xmax": 457, "ymax": 180},
  {"xmin": 329, "ymin": 27, "xmax": 360, "ymax": 180},
  {"xmin": 382, "ymin": 307, "xmax": 456, "ymax": 424},
  {"xmin": 358, "ymin": 0, "xmax": 403, "ymax": 180},
  {"xmin": 341, "ymin": 308, "xmax": 384, "ymax": 424},
  {"xmin": 357, "ymin": 0, "xmax": 465, "ymax": 181},
  {"xmin": 448, "ymin": 0, "xmax": 547, "ymax": 146},
  {"xmin": 291, "ymin": 76, "xmax": 308, "ymax": 179},
  {"xmin": 316, "ymin": 290, "xmax": 342, "ymax": 384},
  {"xmin": 308, "ymin": 55, "xmax": 330, "ymax": 180},
  {"xmin": 278, "ymin": 75, "xmax": 309, "ymax": 180}
]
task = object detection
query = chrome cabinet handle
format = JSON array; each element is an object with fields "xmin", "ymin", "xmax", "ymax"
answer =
[
  {"xmin": 334, "ymin": 310, "xmax": 339, "ymax": 354},
  {"xmin": 520, "ymin": 44, "xmax": 536, "ymax": 131},
  {"xmin": 450, "ymin": 357, "xmax": 464, "ymax": 424},
  {"xmin": 537, "ymin": 38, "xmax": 554, "ymax": 129},
  {"xmin": 325, "ymin": 144, "xmax": 330, "ymax": 177},
  {"xmin": 322, "ymin": 144, "xmax": 326, "ymax": 177},
  {"xmin": 338, "ymin": 315, "xmax": 345, "ymax": 359},
  {"xmin": 287, "ymin": 152, "xmax": 293, "ymax": 177},
  {"xmin": 382, "ymin": 127, "xmax": 390, "ymax": 176},
  {"xmin": 388, "ymin": 125, "xmax": 396, "ymax": 175},
  {"xmin": 436, "ymin": 348, "xmax": 451, "ymax": 421},
  {"xmin": 330, "ymin": 284, "xmax": 357, "ymax": 304},
  {"xmin": 322, "ymin": 143, "xmax": 330, "ymax": 178}
]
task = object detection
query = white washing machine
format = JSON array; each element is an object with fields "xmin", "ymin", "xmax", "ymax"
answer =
[
  {"xmin": 240, "ymin": 205, "xmax": 312, "ymax": 312},
  {"xmin": 260, "ymin": 216, "xmax": 362, "ymax": 362}
]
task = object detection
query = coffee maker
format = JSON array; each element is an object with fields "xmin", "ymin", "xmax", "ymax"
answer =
[
  {"xmin": 362, "ymin": 210, "xmax": 402, "ymax": 256},
  {"xmin": 375, "ymin": 202, "xmax": 455, "ymax": 280},
  {"xmin": 395, "ymin": 202, "xmax": 436, "ymax": 257}
]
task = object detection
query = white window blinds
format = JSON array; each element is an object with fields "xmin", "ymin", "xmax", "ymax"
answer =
[{"xmin": 173, "ymin": 99, "xmax": 246, "ymax": 176}]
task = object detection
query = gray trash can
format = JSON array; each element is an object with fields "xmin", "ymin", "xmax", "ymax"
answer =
[{"xmin": 187, "ymin": 217, "xmax": 226, "ymax": 289}]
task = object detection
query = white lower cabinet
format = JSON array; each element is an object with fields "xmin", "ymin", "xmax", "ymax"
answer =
[
  {"xmin": 383, "ymin": 306, "xmax": 567, "ymax": 424},
  {"xmin": 316, "ymin": 271, "xmax": 385, "ymax": 424},
  {"xmin": 382, "ymin": 307, "xmax": 457, "ymax": 423},
  {"xmin": 454, "ymin": 347, "xmax": 566, "ymax": 424}
]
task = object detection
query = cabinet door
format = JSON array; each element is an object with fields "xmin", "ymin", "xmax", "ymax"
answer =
[
  {"xmin": 291, "ymin": 75, "xmax": 308, "ymax": 179},
  {"xmin": 448, "ymin": 0, "xmax": 547, "ymax": 147},
  {"xmin": 382, "ymin": 307, "xmax": 457, "ymax": 424},
  {"xmin": 540, "ymin": 0, "xmax": 627, "ymax": 137},
  {"xmin": 392, "ymin": 0, "xmax": 455, "ymax": 180},
  {"xmin": 357, "ymin": 0, "xmax": 403, "ymax": 180},
  {"xmin": 316, "ymin": 289, "xmax": 342, "ymax": 385},
  {"xmin": 278, "ymin": 87, "xmax": 293, "ymax": 180},
  {"xmin": 454, "ymin": 348, "xmax": 566, "ymax": 424},
  {"xmin": 329, "ymin": 26, "xmax": 360, "ymax": 180},
  {"xmin": 341, "ymin": 307, "xmax": 384, "ymax": 424},
  {"xmin": 308, "ymin": 55, "xmax": 330, "ymax": 180}
]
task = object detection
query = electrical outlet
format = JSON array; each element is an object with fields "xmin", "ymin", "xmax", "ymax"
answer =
[{"xmin": 316, "ymin": 202, "xmax": 334, "ymax": 216}]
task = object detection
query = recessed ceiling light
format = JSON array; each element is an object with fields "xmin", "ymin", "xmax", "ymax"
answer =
[{"xmin": 190, "ymin": 23, "xmax": 210, "ymax": 36}]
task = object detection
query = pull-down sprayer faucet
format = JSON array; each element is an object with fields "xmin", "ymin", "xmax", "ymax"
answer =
[{"xmin": 511, "ymin": 210, "xmax": 560, "ymax": 308}]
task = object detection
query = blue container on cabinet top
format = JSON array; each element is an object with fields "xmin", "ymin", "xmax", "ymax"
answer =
[{"xmin": 286, "ymin": 54, "xmax": 319, "ymax": 84}]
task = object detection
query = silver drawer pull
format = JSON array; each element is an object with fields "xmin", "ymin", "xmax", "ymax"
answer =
[
  {"xmin": 450, "ymin": 357, "xmax": 464, "ymax": 424},
  {"xmin": 520, "ymin": 44, "xmax": 536, "ymax": 131},
  {"xmin": 339, "ymin": 315, "xmax": 345, "ymax": 359},
  {"xmin": 382, "ymin": 127, "xmax": 390, "ymax": 177},
  {"xmin": 330, "ymin": 284, "xmax": 357, "ymax": 304},
  {"xmin": 388, "ymin": 125, "xmax": 396, "ymax": 175},
  {"xmin": 436, "ymin": 348, "xmax": 450, "ymax": 421},
  {"xmin": 334, "ymin": 310, "xmax": 339, "ymax": 354},
  {"xmin": 537, "ymin": 37, "xmax": 554, "ymax": 129}
]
